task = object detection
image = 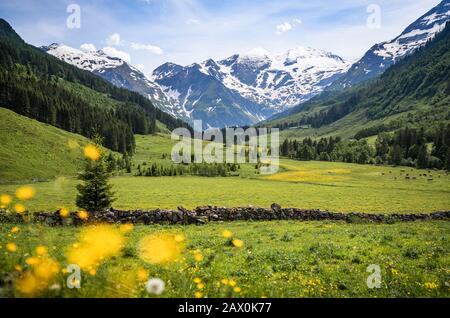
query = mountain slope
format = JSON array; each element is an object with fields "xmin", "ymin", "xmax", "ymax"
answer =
[
  {"xmin": 41, "ymin": 43, "xmax": 184, "ymax": 120},
  {"xmin": 330, "ymin": 0, "xmax": 450, "ymax": 90},
  {"xmin": 265, "ymin": 22, "xmax": 450, "ymax": 139},
  {"xmin": 152, "ymin": 47, "xmax": 349, "ymax": 127}
]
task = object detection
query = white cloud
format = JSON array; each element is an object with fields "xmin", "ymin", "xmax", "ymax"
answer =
[
  {"xmin": 106, "ymin": 33, "xmax": 121, "ymax": 46},
  {"xmin": 293, "ymin": 18, "xmax": 302, "ymax": 25},
  {"xmin": 80, "ymin": 43, "xmax": 97, "ymax": 52},
  {"xmin": 102, "ymin": 46, "xmax": 131, "ymax": 62},
  {"xmin": 275, "ymin": 22, "xmax": 293, "ymax": 34},
  {"xmin": 130, "ymin": 42, "xmax": 164, "ymax": 55},
  {"xmin": 186, "ymin": 18, "xmax": 200, "ymax": 25}
]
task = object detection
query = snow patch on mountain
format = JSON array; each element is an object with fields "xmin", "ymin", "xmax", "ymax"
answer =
[
  {"xmin": 41, "ymin": 43, "xmax": 188, "ymax": 120},
  {"xmin": 331, "ymin": 0, "xmax": 450, "ymax": 89}
]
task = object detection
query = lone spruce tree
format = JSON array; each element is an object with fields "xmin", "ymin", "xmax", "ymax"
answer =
[{"xmin": 76, "ymin": 138, "xmax": 115, "ymax": 212}]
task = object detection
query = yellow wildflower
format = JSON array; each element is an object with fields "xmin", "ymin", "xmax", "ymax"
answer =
[
  {"xmin": 138, "ymin": 233, "xmax": 183, "ymax": 265},
  {"xmin": 25, "ymin": 257, "xmax": 39, "ymax": 265},
  {"xmin": 0, "ymin": 194, "xmax": 12, "ymax": 205},
  {"xmin": 6, "ymin": 242, "xmax": 17, "ymax": 252},
  {"xmin": 14, "ymin": 204, "xmax": 26, "ymax": 214},
  {"xmin": 137, "ymin": 268, "xmax": 149, "ymax": 282},
  {"xmin": 77, "ymin": 210, "xmax": 89, "ymax": 220},
  {"xmin": 83, "ymin": 144, "xmax": 101, "ymax": 161},
  {"xmin": 232, "ymin": 239, "xmax": 244, "ymax": 248},
  {"xmin": 174, "ymin": 234, "xmax": 185, "ymax": 242},
  {"xmin": 68, "ymin": 225, "xmax": 124, "ymax": 270},
  {"xmin": 222, "ymin": 230, "xmax": 233, "ymax": 238},
  {"xmin": 36, "ymin": 245, "xmax": 48, "ymax": 256},
  {"xmin": 119, "ymin": 223, "xmax": 134, "ymax": 233},
  {"xmin": 11, "ymin": 226, "xmax": 19, "ymax": 233},
  {"xmin": 15, "ymin": 186, "xmax": 35, "ymax": 200},
  {"xmin": 424, "ymin": 282, "xmax": 438, "ymax": 290},
  {"xmin": 59, "ymin": 207, "xmax": 70, "ymax": 218},
  {"xmin": 194, "ymin": 251, "xmax": 204, "ymax": 262},
  {"xmin": 194, "ymin": 291, "xmax": 203, "ymax": 298}
]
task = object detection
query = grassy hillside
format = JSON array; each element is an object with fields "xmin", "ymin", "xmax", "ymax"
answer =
[
  {"xmin": 264, "ymin": 23, "xmax": 450, "ymax": 140},
  {"xmin": 0, "ymin": 107, "xmax": 104, "ymax": 183}
]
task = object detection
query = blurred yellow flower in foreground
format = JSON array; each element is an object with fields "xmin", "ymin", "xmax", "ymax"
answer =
[
  {"xmin": 0, "ymin": 194, "xmax": 12, "ymax": 205},
  {"xmin": 36, "ymin": 245, "xmax": 48, "ymax": 256},
  {"xmin": 194, "ymin": 291, "xmax": 203, "ymax": 298},
  {"xmin": 424, "ymin": 282, "xmax": 438, "ymax": 290},
  {"xmin": 137, "ymin": 268, "xmax": 150, "ymax": 282},
  {"xmin": 14, "ymin": 204, "xmax": 26, "ymax": 214},
  {"xmin": 11, "ymin": 226, "xmax": 19, "ymax": 233},
  {"xmin": 15, "ymin": 186, "xmax": 35, "ymax": 200},
  {"xmin": 68, "ymin": 225, "xmax": 124, "ymax": 271},
  {"xmin": 84, "ymin": 144, "xmax": 101, "ymax": 161},
  {"xmin": 139, "ymin": 233, "xmax": 183, "ymax": 265},
  {"xmin": 232, "ymin": 239, "xmax": 244, "ymax": 248},
  {"xmin": 233, "ymin": 287, "xmax": 241, "ymax": 293},
  {"xmin": 194, "ymin": 250, "xmax": 204, "ymax": 262},
  {"xmin": 77, "ymin": 210, "xmax": 89, "ymax": 220},
  {"xmin": 16, "ymin": 256, "xmax": 60, "ymax": 295},
  {"xmin": 119, "ymin": 223, "xmax": 134, "ymax": 233},
  {"xmin": 59, "ymin": 207, "xmax": 70, "ymax": 218},
  {"xmin": 6, "ymin": 243, "xmax": 17, "ymax": 252},
  {"xmin": 174, "ymin": 234, "xmax": 185, "ymax": 242},
  {"xmin": 222, "ymin": 230, "xmax": 233, "ymax": 238},
  {"xmin": 193, "ymin": 277, "xmax": 202, "ymax": 284}
]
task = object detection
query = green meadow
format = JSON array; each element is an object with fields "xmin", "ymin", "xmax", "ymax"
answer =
[
  {"xmin": 1, "ymin": 114, "xmax": 449, "ymax": 298},
  {"xmin": 0, "ymin": 220, "xmax": 448, "ymax": 298}
]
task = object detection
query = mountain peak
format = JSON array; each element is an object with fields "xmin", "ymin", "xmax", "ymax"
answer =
[
  {"xmin": 42, "ymin": 43, "xmax": 125, "ymax": 72},
  {"xmin": 330, "ymin": 0, "xmax": 450, "ymax": 89}
]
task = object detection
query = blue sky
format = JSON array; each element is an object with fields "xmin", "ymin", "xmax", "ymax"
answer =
[{"xmin": 0, "ymin": 0, "xmax": 442, "ymax": 75}]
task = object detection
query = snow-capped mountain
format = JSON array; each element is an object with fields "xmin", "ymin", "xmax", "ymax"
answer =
[
  {"xmin": 40, "ymin": 43, "xmax": 186, "ymax": 119},
  {"xmin": 331, "ymin": 0, "xmax": 450, "ymax": 89},
  {"xmin": 152, "ymin": 47, "xmax": 349, "ymax": 127}
]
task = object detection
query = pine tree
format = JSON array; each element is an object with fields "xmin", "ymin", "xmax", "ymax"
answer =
[
  {"xmin": 445, "ymin": 147, "xmax": 450, "ymax": 171},
  {"xmin": 76, "ymin": 143, "xmax": 116, "ymax": 212},
  {"xmin": 416, "ymin": 145, "xmax": 429, "ymax": 169}
]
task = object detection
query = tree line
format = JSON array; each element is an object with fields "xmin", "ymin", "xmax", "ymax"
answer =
[
  {"xmin": 136, "ymin": 162, "xmax": 240, "ymax": 177},
  {"xmin": 280, "ymin": 125, "xmax": 450, "ymax": 170}
]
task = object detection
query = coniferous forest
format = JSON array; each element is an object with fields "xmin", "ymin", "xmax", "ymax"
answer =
[{"xmin": 281, "ymin": 125, "xmax": 450, "ymax": 170}]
